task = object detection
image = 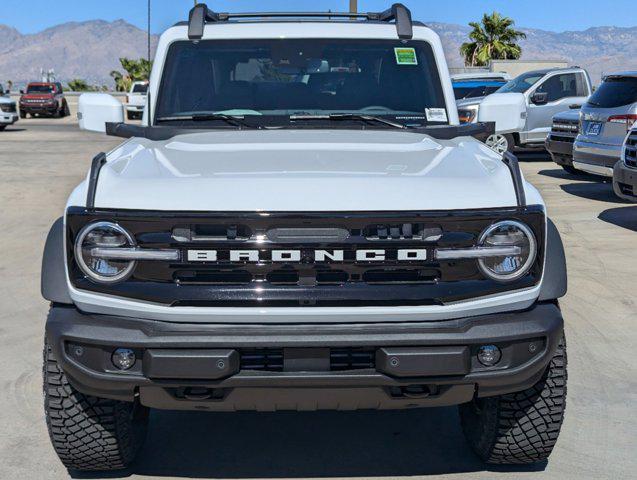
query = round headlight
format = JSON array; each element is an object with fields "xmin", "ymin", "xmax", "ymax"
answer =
[
  {"xmin": 74, "ymin": 222, "xmax": 136, "ymax": 284},
  {"xmin": 478, "ymin": 221, "xmax": 537, "ymax": 282}
]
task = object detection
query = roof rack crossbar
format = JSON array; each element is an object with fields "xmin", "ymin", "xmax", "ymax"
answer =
[{"xmin": 187, "ymin": 3, "xmax": 414, "ymax": 40}]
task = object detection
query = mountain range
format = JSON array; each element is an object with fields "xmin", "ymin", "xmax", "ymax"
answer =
[{"xmin": 1, "ymin": 19, "xmax": 636, "ymax": 88}]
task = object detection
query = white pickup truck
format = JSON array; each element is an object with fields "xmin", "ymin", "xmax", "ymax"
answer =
[
  {"xmin": 42, "ymin": 3, "xmax": 568, "ymax": 471},
  {"xmin": 125, "ymin": 81, "xmax": 148, "ymax": 120},
  {"xmin": 0, "ymin": 83, "xmax": 18, "ymax": 131},
  {"xmin": 458, "ymin": 67, "xmax": 592, "ymax": 154}
]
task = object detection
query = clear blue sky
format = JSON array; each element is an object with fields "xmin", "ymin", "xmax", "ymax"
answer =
[{"xmin": 3, "ymin": 0, "xmax": 636, "ymax": 34}]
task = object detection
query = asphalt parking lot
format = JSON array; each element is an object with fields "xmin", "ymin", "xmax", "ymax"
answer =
[{"xmin": 0, "ymin": 115, "xmax": 635, "ymax": 480}]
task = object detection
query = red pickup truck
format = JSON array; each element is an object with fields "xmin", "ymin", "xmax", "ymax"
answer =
[{"xmin": 19, "ymin": 82, "xmax": 70, "ymax": 118}]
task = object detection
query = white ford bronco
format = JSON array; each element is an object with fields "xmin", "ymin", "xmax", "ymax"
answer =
[{"xmin": 41, "ymin": 3, "xmax": 568, "ymax": 472}]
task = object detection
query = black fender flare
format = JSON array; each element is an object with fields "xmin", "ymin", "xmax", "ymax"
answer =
[
  {"xmin": 41, "ymin": 217, "xmax": 73, "ymax": 304},
  {"xmin": 538, "ymin": 218, "xmax": 568, "ymax": 301}
]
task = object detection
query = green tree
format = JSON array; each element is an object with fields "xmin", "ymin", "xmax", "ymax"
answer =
[
  {"xmin": 67, "ymin": 79, "xmax": 96, "ymax": 92},
  {"xmin": 460, "ymin": 12, "xmax": 527, "ymax": 67},
  {"xmin": 110, "ymin": 58, "xmax": 152, "ymax": 92}
]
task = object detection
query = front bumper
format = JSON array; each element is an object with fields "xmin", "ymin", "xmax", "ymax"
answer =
[
  {"xmin": 0, "ymin": 113, "xmax": 18, "ymax": 125},
  {"xmin": 20, "ymin": 103, "xmax": 57, "ymax": 114},
  {"xmin": 545, "ymin": 134, "xmax": 575, "ymax": 166},
  {"xmin": 573, "ymin": 139, "xmax": 623, "ymax": 177},
  {"xmin": 46, "ymin": 302, "xmax": 564, "ymax": 411},
  {"xmin": 613, "ymin": 161, "xmax": 637, "ymax": 202}
]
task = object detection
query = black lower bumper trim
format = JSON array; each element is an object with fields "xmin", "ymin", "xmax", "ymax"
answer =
[
  {"xmin": 46, "ymin": 302, "xmax": 564, "ymax": 411},
  {"xmin": 613, "ymin": 162, "xmax": 637, "ymax": 201},
  {"xmin": 546, "ymin": 138, "xmax": 575, "ymax": 167}
]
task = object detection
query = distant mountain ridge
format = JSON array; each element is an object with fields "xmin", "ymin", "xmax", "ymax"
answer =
[
  {"xmin": 0, "ymin": 20, "xmax": 159, "ymax": 88},
  {"xmin": 0, "ymin": 19, "xmax": 636, "ymax": 87},
  {"xmin": 429, "ymin": 22, "xmax": 637, "ymax": 83}
]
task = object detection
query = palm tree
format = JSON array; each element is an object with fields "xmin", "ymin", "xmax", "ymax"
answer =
[{"xmin": 460, "ymin": 12, "xmax": 527, "ymax": 67}]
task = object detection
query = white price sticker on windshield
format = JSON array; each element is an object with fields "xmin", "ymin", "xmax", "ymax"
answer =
[{"xmin": 426, "ymin": 108, "xmax": 448, "ymax": 122}]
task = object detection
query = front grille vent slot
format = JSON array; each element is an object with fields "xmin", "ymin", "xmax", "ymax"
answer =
[
  {"xmin": 363, "ymin": 269, "xmax": 438, "ymax": 284},
  {"xmin": 364, "ymin": 223, "xmax": 441, "ymax": 241},
  {"xmin": 175, "ymin": 269, "xmax": 253, "ymax": 284},
  {"xmin": 173, "ymin": 224, "xmax": 252, "ymax": 242},
  {"xmin": 239, "ymin": 348, "xmax": 376, "ymax": 372},
  {"xmin": 330, "ymin": 348, "xmax": 376, "ymax": 371},
  {"xmin": 240, "ymin": 349, "xmax": 284, "ymax": 372},
  {"xmin": 625, "ymin": 133, "xmax": 637, "ymax": 168}
]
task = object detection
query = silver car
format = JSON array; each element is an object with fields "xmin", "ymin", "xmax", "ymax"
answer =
[{"xmin": 574, "ymin": 72, "xmax": 637, "ymax": 177}]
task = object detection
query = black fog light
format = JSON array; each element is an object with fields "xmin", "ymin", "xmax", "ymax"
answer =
[
  {"xmin": 477, "ymin": 345, "xmax": 502, "ymax": 367},
  {"xmin": 112, "ymin": 348, "xmax": 136, "ymax": 370}
]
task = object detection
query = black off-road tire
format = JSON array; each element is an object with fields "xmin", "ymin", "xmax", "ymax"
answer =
[
  {"xmin": 20, "ymin": 110, "xmax": 27, "ymax": 119},
  {"xmin": 0, "ymin": 125, "xmax": 6, "ymax": 131},
  {"xmin": 43, "ymin": 341, "xmax": 149, "ymax": 471},
  {"xmin": 63, "ymin": 101, "xmax": 71, "ymax": 117},
  {"xmin": 459, "ymin": 335, "xmax": 567, "ymax": 465}
]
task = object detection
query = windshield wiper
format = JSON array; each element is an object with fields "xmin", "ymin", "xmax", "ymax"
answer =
[
  {"xmin": 156, "ymin": 113, "xmax": 258, "ymax": 129},
  {"xmin": 290, "ymin": 114, "xmax": 407, "ymax": 129}
]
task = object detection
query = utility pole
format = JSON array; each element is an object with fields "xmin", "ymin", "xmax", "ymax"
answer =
[{"xmin": 349, "ymin": 0, "xmax": 358, "ymax": 13}]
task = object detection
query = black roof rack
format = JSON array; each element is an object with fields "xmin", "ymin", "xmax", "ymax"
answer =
[{"xmin": 187, "ymin": 3, "xmax": 413, "ymax": 41}]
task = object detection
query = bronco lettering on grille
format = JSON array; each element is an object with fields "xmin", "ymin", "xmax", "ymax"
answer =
[{"xmin": 186, "ymin": 249, "xmax": 427, "ymax": 263}]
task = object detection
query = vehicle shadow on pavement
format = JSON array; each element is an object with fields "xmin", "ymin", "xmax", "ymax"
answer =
[
  {"xmin": 71, "ymin": 408, "xmax": 547, "ymax": 479},
  {"xmin": 538, "ymin": 168, "xmax": 599, "ymax": 182},
  {"xmin": 559, "ymin": 182, "xmax": 630, "ymax": 204},
  {"xmin": 599, "ymin": 206, "xmax": 637, "ymax": 232}
]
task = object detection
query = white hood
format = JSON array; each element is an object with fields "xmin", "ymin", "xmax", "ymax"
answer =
[{"xmin": 71, "ymin": 129, "xmax": 521, "ymax": 212}]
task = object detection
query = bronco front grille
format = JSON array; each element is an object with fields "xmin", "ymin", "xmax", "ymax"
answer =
[
  {"xmin": 550, "ymin": 121, "xmax": 579, "ymax": 143},
  {"xmin": 66, "ymin": 207, "xmax": 546, "ymax": 307},
  {"xmin": 625, "ymin": 132, "xmax": 637, "ymax": 169}
]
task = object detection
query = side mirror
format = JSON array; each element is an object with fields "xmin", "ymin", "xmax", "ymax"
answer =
[
  {"xmin": 531, "ymin": 92, "xmax": 549, "ymax": 105},
  {"xmin": 78, "ymin": 93, "xmax": 125, "ymax": 133},
  {"xmin": 20, "ymin": 89, "xmax": 24, "ymax": 95}
]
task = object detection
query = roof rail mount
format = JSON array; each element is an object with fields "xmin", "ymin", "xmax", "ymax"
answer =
[{"xmin": 187, "ymin": 3, "xmax": 414, "ymax": 41}]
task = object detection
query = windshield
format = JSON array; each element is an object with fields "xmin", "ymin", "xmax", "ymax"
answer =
[
  {"xmin": 132, "ymin": 83, "xmax": 148, "ymax": 94},
  {"xmin": 587, "ymin": 76, "xmax": 637, "ymax": 108},
  {"xmin": 453, "ymin": 81, "xmax": 505, "ymax": 100},
  {"xmin": 27, "ymin": 84, "xmax": 55, "ymax": 94},
  {"xmin": 155, "ymin": 39, "xmax": 447, "ymax": 127},
  {"xmin": 497, "ymin": 72, "xmax": 544, "ymax": 94}
]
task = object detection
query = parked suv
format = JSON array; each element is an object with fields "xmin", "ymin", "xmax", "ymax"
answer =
[
  {"xmin": 43, "ymin": 3, "xmax": 568, "ymax": 472},
  {"xmin": 546, "ymin": 109, "xmax": 581, "ymax": 174},
  {"xmin": 613, "ymin": 126, "xmax": 637, "ymax": 201},
  {"xmin": 19, "ymin": 82, "xmax": 70, "ymax": 118},
  {"xmin": 125, "ymin": 81, "xmax": 148, "ymax": 120},
  {"xmin": 573, "ymin": 72, "xmax": 637, "ymax": 177},
  {"xmin": 458, "ymin": 68, "xmax": 592, "ymax": 154},
  {"xmin": 0, "ymin": 96, "xmax": 18, "ymax": 131}
]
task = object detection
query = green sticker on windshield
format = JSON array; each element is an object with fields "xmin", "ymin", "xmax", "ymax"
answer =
[{"xmin": 394, "ymin": 47, "xmax": 418, "ymax": 65}]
